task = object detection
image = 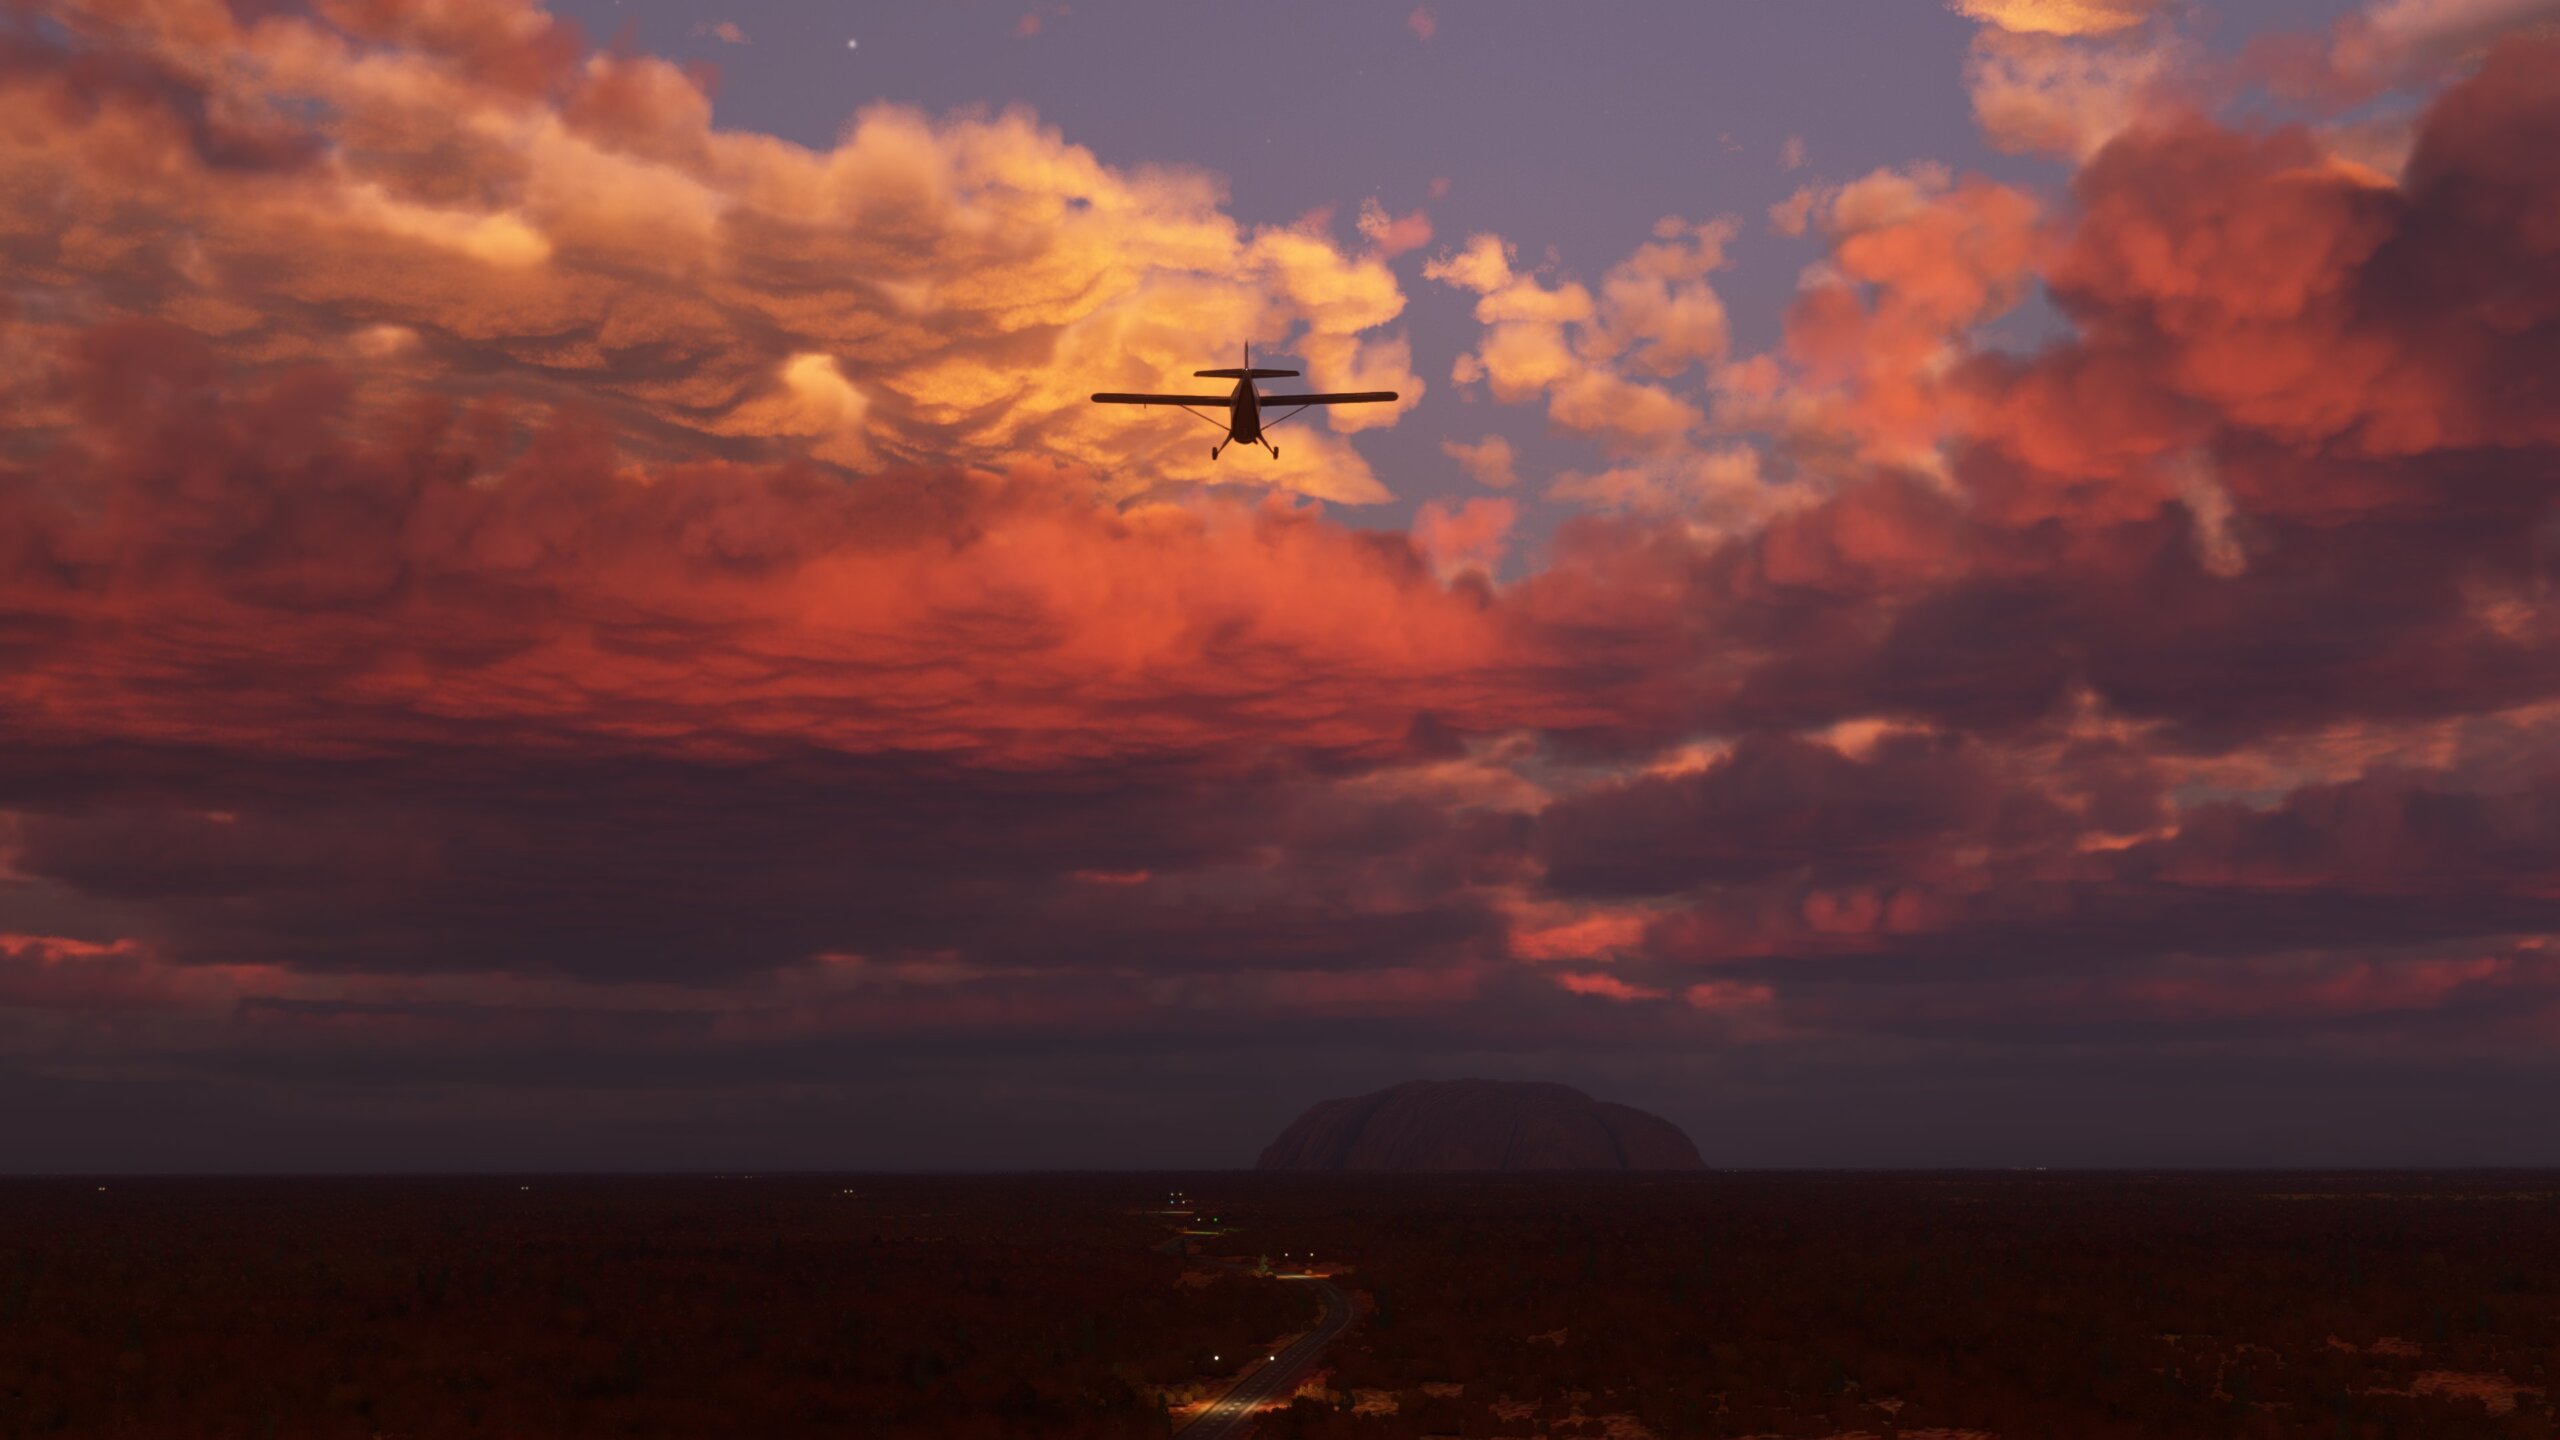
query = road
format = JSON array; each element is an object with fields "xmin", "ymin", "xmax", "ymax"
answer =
[{"xmin": 1174, "ymin": 1269, "xmax": 1355, "ymax": 1440}]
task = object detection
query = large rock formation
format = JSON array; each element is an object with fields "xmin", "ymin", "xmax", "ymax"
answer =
[{"xmin": 1256, "ymin": 1079, "xmax": 1704, "ymax": 1172}]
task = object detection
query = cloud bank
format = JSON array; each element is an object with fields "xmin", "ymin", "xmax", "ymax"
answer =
[{"xmin": 5, "ymin": 0, "xmax": 2559, "ymax": 1165}]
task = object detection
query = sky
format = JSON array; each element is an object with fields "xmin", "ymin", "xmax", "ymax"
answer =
[{"xmin": 3, "ymin": 0, "xmax": 2559, "ymax": 1171}]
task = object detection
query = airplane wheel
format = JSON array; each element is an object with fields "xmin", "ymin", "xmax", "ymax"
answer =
[{"xmin": 1273, "ymin": 447, "xmax": 1280, "ymax": 460}]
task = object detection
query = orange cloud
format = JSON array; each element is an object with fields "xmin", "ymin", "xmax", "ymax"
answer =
[
  {"xmin": 3, "ymin": 0, "xmax": 1419, "ymax": 504},
  {"xmin": 1408, "ymin": 5, "xmax": 1438, "ymax": 41},
  {"xmin": 1950, "ymin": 0, "xmax": 2173, "ymax": 37},
  {"xmin": 0, "ymin": 324, "xmax": 1565, "ymax": 772},
  {"xmin": 1729, "ymin": 166, "xmax": 2047, "ymax": 487},
  {"xmin": 1428, "ymin": 221, "xmax": 1735, "ymax": 448}
]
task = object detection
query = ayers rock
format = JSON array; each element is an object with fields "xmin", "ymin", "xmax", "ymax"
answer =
[{"xmin": 1256, "ymin": 1079, "xmax": 1704, "ymax": 1172}]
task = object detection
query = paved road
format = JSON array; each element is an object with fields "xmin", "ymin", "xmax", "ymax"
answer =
[{"xmin": 1175, "ymin": 1271, "xmax": 1355, "ymax": 1440}]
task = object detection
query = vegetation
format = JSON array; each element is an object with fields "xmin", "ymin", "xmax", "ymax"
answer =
[
  {"xmin": 1234, "ymin": 1171, "xmax": 2560, "ymax": 1439},
  {"xmin": 0, "ymin": 1176, "xmax": 1303, "ymax": 1439},
  {"xmin": 5, "ymin": 1172, "xmax": 2553, "ymax": 1438}
]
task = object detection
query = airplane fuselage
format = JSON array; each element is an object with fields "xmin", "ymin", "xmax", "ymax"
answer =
[{"xmin": 1225, "ymin": 379, "xmax": 1263, "ymax": 445}]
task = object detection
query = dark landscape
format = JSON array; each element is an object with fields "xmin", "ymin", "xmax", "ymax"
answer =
[{"xmin": 6, "ymin": 1173, "xmax": 2554, "ymax": 1439}]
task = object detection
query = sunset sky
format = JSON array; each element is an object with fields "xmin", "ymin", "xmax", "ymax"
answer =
[{"xmin": 5, "ymin": 0, "xmax": 2559, "ymax": 1170}]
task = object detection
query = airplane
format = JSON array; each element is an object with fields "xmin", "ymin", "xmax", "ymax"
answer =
[{"xmin": 1091, "ymin": 346, "xmax": 1398, "ymax": 460}]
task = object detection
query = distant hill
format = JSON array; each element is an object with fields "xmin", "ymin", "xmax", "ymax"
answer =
[{"xmin": 1256, "ymin": 1079, "xmax": 1704, "ymax": 1172}]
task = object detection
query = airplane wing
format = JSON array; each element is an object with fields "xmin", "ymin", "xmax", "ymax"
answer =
[
  {"xmin": 1091, "ymin": 393, "xmax": 1232, "ymax": 405},
  {"xmin": 1257, "ymin": 392, "xmax": 1400, "ymax": 407}
]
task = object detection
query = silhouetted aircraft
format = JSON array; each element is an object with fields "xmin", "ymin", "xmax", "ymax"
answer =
[{"xmin": 1091, "ymin": 346, "xmax": 1398, "ymax": 459}]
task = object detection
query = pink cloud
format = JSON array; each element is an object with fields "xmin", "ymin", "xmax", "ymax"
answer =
[
  {"xmin": 1510, "ymin": 907, "xmax": 1653, "ymax": 962},
  {"xmin": 1556, "ymin": 972, "xmax": 1666, "ymax": 1002},
  {"xmin": 1685, "ymin": 980, "xmax": 1777, "ymax": 1012},
  {"xmin": 1965, "ymin": 27, "xmax": 2191, "ymax": 158},
  {"xmin": 1071, "ymin": 869, "xmax": 1154, "ymax": 887},
  {"xmin": 2268, "ymin": 0, "xmax": 2560, "ymax": 102},
  {"xmin": 1441, "ymin": 434, "xmax": 1522, "ymax": 490},
  {"xmin": 1014, "ymin": 5, "xmax": 1071, "ymax": 38},
  {"xmin": 1412, "ymin": 496, "xmax": 1519, "ymax": 580},
  {"xmin": 1358, "ymin": 198, "xmax": 1436, "ymax": 259},
  {"xmin": 0, "ymin": 933, "xmax": 293, "ymax": 1012}
]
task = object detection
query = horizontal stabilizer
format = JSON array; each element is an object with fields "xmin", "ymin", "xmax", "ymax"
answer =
[
  {"xmin": 1196, "ymin": 368, "xmax": 1301, "ymax": 379},
  {"xmin": 1259, "ymin": 391, "xmax": 1400, "ymax": 406},
  {"xmin": 1091, "ymin": 392, "xmax": 1231, "ymax": 405}
]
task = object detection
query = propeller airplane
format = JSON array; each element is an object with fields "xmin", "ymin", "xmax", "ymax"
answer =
[{"xmin": 1091, "ymin": 346, "xmax": 1398, "ymax": 460}]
